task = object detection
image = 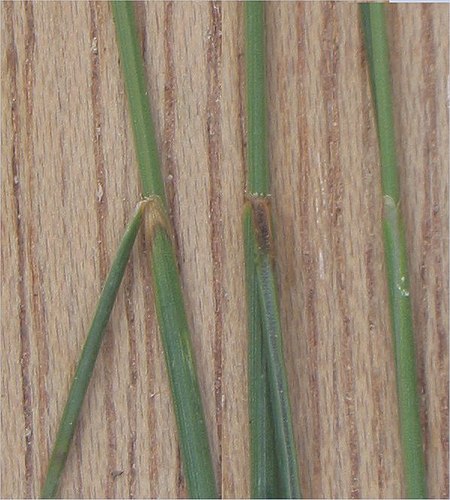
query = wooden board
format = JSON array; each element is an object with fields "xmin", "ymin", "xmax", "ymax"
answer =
[{"xmin": 2, "ymin": 1, "xmax": 448, "ymax": 498}]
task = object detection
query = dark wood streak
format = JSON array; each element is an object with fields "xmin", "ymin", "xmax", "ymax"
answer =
[
  {"xmin": 359, "ymin": 22, "xmax": 389, "ymax": 495},
  {"xmin": 124, "ymin": 258, "xmax": 138, "ymax": 499},
  {"xmin": 296, "ymin": 4, "xmax": 322, "ymax": 495},
  {"xmin": 30, "ymin": 257, "xmax": 50, "ymax": 465},
  {"xmin": 22, "ymin": 4, "xmax": 52, "ymax": 496},
  {"xmin": 89, "ymin": 3, "xmax": 117, "ymax": 497},
  {"xmin": 237, "ymin": 3, "xmax": 247, "ymax": 191},
  {"xmin": 404, "ymin": 6, "xmax": 430, "ymax": 471},
  {"xmin": 134, "ymin": 2, "xmax": 148, "ymax": 73},
  {"xmin": 163, "ymin": 1, "xmax": 178, "ymax": 241},
  {"xmin": 5, "ymin": 3, "xmax": 34, "ymax": 496},
  {"xmin": 321, "ymin": 5, "xmax": 361, "ymax": 498},
  {"xmin": 23, "ymin": 4, "xmax": 51, "ymax": 488},
  {"xmin": 23, "ymin": 2, "xmax": 46, "ymax": 476},
  {"xmin": 364, "ymin": 242, "xmax": 388, "ymax": 498},
  {"xmin": 419, "ymin": 8, "xmax": 449, "ymax": 497},
  {"xmin": 89, "ymin": 0, "xmax": 108, "ymax": 304},
  {"xmin": 206, "ymin": 2, "xmax": 223, "ymax": 494}
]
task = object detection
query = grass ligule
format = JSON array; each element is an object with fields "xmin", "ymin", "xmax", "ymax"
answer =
[
  {"xmin": 41, "ymin": 201, "xmax": 148, "ymax": 498},
  {"xmin": 360, "ymin": 4, "xmax": 427, "ymax": 498},
  {"xmin": 111, "ymin": 2, "xmax": 217, "ymax": 497},
  {"xmin": 244, "ymin": 2, "xmax": 301, "ymax": 498}
]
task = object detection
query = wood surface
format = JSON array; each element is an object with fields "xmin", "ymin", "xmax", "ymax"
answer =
[{"xmin": 2, "ymin": 1, "xmax": 448, "ymax": 498}]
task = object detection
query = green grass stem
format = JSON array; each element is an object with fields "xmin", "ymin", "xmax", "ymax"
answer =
[
  {"xmin": 246, "ymin": 1, "xmax": 269, "ymax": 196},
  {"xmin": 360, "ymin": 5, "xmax": 427, "ymax": 498},
  {"xmin": 112, "ymin": 2, "xmax": 217, "ymax": 497},
  {"xmin": 244, "ymin": 2, "xmax": 301, "ymax": 498},
  {"xmin": 111, "ymin": 1, "xmax": 165, "ymax": 201},
  {"xmin": 41, "ymin": 201, "xmax": 147, "ymax": 498}
]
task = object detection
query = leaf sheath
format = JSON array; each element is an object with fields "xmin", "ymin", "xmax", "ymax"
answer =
[
  {"xmin": 244, "ymin": 206, "xmax": 278, "ymax": 499},
  {"xmin": 249, "ymin": 200, "xmax": 301, "ymax": 499}
]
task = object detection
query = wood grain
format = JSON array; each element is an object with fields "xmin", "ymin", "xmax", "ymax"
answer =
[{"xmin": 1, "ymin": 1, "xmax": 448, "ymax": 498}]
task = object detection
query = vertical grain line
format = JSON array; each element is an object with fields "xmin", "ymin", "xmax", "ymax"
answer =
[
  {"xmin": 90, "ymin": 1, "xmax": 108, "ymax": 267},
  {"xmin": 161, "ymin": 0, "xmax": 183, "ymax": 279},
  {"xmin": 23, "ymin": 3, "xmax": 52, "ymax": 491},
  {"xmin": 6, "ymin": 3, "xmax": 34, "ymax": 495},
  {"xmin": 124, "ymin": 261, "xmax": 138, "ymax": 499},
  {"xmin": 89, "ymin": 0, "xmax": 108, "ymax": 290},
  {"xmin": 237, "ymin": 3, "xmax": 247, "ymax": 187},
  {"xmin": 24, "ymin": 1, "xmax": 35, "ymax": 123},
  {"xmin": 419, "ymin": 8, "xmax": 448, "ymax": 496},
  {"xmin": 321, "ymin": 5, "xmax": 361, "ymax": 497},
  {"xmin": 134, "ymin": 2, "xmax": 148, "ymax": 71},
  {"xmin": 206, "ymin": 2, "xmax": 224, "ymax": 493},
  {"xmin": 360, "ymin": 32, "xmax": 388, "ymax": 494},
  {"xmin": 364, "ymin": 243, "xmax": 388, "ymax": 497},
  {"xmin": 296, "ymin": 4, "xmax": 322, "ymax": 495},
  {"xmin": 163, "ymin": 1, "xmax": 178, "ymax": 235},
  {"xmin": 89, "ymin": 4, "xmax": 117, "ymax": 496},
  {"xmin": 30, "ymin": 260, "xmax": 50, "ymax": 460},
  {"xmin": 24, "ymin": 0, "xmax": 51, "ymax": 476}
]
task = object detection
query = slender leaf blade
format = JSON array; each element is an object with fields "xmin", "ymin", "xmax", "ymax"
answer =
[{"xmin": 41, "ymin": 201, "xmax": 146, "ymax": 498}]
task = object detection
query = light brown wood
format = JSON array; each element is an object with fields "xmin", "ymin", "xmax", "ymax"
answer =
[{"xmin": 1, "ymin": 1, "xmax": 448, "ymax": 498}]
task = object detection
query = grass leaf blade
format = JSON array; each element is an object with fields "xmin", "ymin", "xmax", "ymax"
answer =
[
  {"xmin": 41, "ymin": 201, "xmax": 147, "ymax": 498},
  {"xmin": 256, "ymin": 252, "xmax": 300, "ymax": 499}
]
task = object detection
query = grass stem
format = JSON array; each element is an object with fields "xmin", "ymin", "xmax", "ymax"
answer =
[
  {"xmin": 112, "ymin": 2, "xmax": 217, "ymax": 497},
  {"xmin": 246, "ymin": 1, "xmax": 269, "ymax": 196},
  {"xmin": 360, "ymin": 5, "xmax": 427, "ymax": 498},
  {"xmin": 244, "ymin": 3, "xmax": 301, "ymax": 498},
  {"xmin": 41, "ymin": 201, "xmax": 147, "ymax": 498},
  {"xmin": 111, "ymin": 1, "xmax": 165, "ymax": 201}
]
